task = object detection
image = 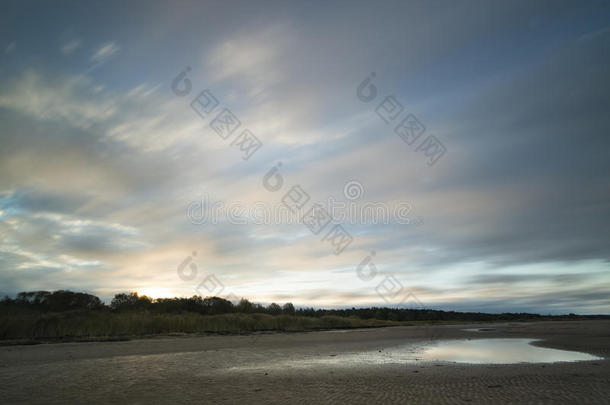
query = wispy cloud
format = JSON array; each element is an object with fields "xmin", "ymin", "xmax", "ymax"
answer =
[
  {"xmin": 90, "ymin": 41, "xmax": 119, "ymax": 65},
  {"xmin": 0, "ymin": 1, "xmax": 609, "ymax": 312},
  {"xmin": 61, "ymin": 39, "xmax": 82, "ymax": 55}
]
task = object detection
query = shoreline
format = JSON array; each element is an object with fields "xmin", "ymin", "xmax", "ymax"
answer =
[
  {"xmin": 0, "ymin": 319, "xmax": 511, "ymax": 347},
  {"xmin": 1, "ymin": 320, "xmax": 608, "ymax": 404}
]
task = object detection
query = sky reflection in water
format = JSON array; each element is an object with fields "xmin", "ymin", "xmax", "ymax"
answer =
[{"xmin": 229, "ymin": 338, "xmax": 602, "ymax": 371}]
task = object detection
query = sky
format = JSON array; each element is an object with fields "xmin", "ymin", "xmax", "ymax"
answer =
[{"xmin": 1, "ymin": 0, "xmax": 609, "ymax": 314}]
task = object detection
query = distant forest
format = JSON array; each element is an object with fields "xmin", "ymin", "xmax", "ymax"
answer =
[{"xmin": 3, "ymin": 290, "xmax": 608, "ymax": 322}]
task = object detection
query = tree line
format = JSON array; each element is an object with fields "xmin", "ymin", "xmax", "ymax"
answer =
[{"xmin": 1, "ymin": 290, "xmax": 608, "ymax": 321}]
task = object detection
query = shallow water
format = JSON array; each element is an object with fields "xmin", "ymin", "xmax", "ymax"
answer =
[
  {"xmin": 229, "ymin": 338, "xmax": 602, "ymax": 371},
  {"xmin": 463, "ymin": 328, "xmax": 497, "ymax": 332},
  {"xmin": 413, "ymin": 338, "xmax": 601, "ymax": 364}
]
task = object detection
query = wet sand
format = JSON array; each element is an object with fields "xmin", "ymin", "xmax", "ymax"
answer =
[{"xmin": 1, "ymin": 320, "xmax": 609, "ymax": 404}]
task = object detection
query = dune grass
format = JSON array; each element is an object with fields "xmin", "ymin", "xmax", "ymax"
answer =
[{"xmin": 0, "ymin": 310, "xmax": 402, "ymax": 342}]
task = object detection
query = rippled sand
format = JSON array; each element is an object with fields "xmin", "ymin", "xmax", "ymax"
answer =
[{"xmin": 1, "ymin": 320, "xmax": 609, "ymax": 404}]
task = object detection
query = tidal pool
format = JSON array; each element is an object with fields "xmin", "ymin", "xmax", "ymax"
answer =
[
  {"xmin": 414, "ymin": 338, "xmax": 601, "ymax": 364},
  {"xmin": 228, "ymin": 338, "xmax": 602, "ymax": 371},
  {"xmin": 463, "ymin": 328, "xmax": 497, "ymax": 332}
]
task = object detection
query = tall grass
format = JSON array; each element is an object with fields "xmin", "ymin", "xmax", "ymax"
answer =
[{"xmin": 0, "ymin": 309, "xmax": 400, "ymax": 342}]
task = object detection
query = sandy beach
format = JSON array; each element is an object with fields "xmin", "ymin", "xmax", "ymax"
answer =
[{"xmin": 1, "ymin": 320, "xmax": 609, "ymax": 404}]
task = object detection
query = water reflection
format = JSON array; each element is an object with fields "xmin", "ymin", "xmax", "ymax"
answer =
[
  {"xmin": 228, "ymin": 338, "xmax": 601, "ymax": 371},
  {"xmin": 415, "ymin": 338, "xmax": 601, "ymax": 364},
  {"xmin": 463, "ymin": 328, "xmax": 497, "ymax": 332}
]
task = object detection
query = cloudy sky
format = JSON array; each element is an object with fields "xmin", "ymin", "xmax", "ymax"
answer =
[{"xmin": 1, "ymin": 0, "xmax": 609, "ymax": 314}]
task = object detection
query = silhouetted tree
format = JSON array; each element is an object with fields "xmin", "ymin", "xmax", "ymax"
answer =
[
  {"xmin": 201, "ymin": 297, "xmax": 233, "ymax": 315},
  {"xmin": 282, "ymin": 302, "xmax": 295, "ymax": 315},
  {"xmin": 110, "ymin": 292, "xmax": 152, "ymax": 311},
  {"xmin": 12, "ymin": 290, "xmax": 103, "ymax": 311},
  {"xmin": 236, "ymin": 298, "xmax": 255, "ymax": 313},
  {"xmin": 267, "ymin": 303, "xmax": 282, "ymax": 315}
]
